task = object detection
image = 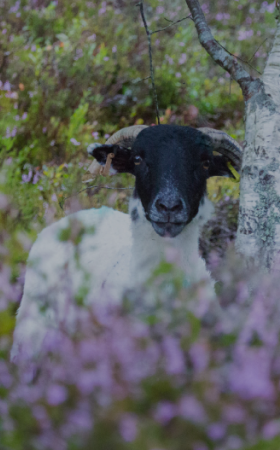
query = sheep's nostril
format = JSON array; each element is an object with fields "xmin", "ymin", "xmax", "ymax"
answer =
[
  {"xmin": 156, "ymin": 198, "xmax": 183, "ymax": 214},
  {"xmin": 156, "ymin": 200, "xmax": 168, "ymax": 212},
  {"xmin": 170, "ymin": 200, "xmax": 183, "ymax": 212}
]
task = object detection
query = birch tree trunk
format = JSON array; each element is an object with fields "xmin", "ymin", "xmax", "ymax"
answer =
[
  {"xmin": 185, "ymin": 0, "xmax": 280, "ymax": 271},
  {"xmin": 236, "ymin": 20, "xmax": 280, "ymax": 270}
]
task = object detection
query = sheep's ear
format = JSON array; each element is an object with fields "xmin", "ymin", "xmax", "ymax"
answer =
[
  {"xmin": 208, "ymin": 155, "xmax": 235, "ymax": 178},
  {"xmin": 88, "ymin": 143, "xmax": 134, "ymax": 174}
]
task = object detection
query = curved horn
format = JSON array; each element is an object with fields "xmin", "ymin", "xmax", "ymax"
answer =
[
  {"xmin": 105, "ymin": 125, "xmax": 148, "ymax": 148},
  {"xmin": 198, "ymin": 127, "xmax": 243, "ymax": 170}
]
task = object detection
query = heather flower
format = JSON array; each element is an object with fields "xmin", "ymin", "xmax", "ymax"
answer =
[
  {"xmin": 179, "ymin": 396, "xmax": 207, "ymax": 423},
  {"xmin": 163, "ymin": 336, "xmax": 185, "ymax": 375},
  {"xmin": 207, "ymin": 422, "xmax": 226, "ymax": 440},
  {"xmin": 70, "ymin": 138, "xmax": 80, "ymax": 146},
  {"xmin": 189, "ymin": 341, "xmax": 210, "ymax": 373},
  {"xmin": 10, "ymin": 127, "xmax": 17, "ymax": 137},
  {"xmin": 119, "ymin": 414, "xmax": 138, "ymax": 441},
  {"xmin": 223, "ymin": 404, "xmax": 246, "ymax": 424},
  {"xmin": 32, "ymin": 172, "xmax": 40, "ymax": 184},
  {"xmin": 9, "ymin": 1, "xmax": 20, "ymax": 13},
  {"xmin": 47, "ymin": 384, "xmax": 68, "ymax": 406},
  {"xmin": 22, "ymin": 169, "xmax": 33, "ymax": 183},
  {"xmin": 229, "ymin": 347, "xmax": 274, "ymax": 400},
  {"xmin": 165, "ymin": 55, "xmax": 173, "ymax": 65},
  {"xmin": 179, "ymin": 53, "xmax": 187, "ymax": 65},
  {"xmin": 74, "ymin": 48, "xmax": 83, "ymax": 60},
  {"xmin": 262, "ymin": 420, "xmax": 280, "ymax": 439},
  {"xmin": 261, "ymin": 1, "xmax": 275, "ymax": 13},
  {"xmin": 3, "ymin": 81, "xmax": 11, "ymax": 91},
  {"xmin": 216, "ymin": 13, "xmax": 230, "ymax": 21},
  {"xmin": 99, "ymin": 2, "xmax": 107, "ymax": 15},
  {"xmin": 238, "ymin": 29, "xmax": 254, "ymax": 41},
  {"xmin": 154, "ymin": 401, "xmax": 177, "ymax": 424},
  {"xmin": 67, "ymin": 407, "xmax": 92, "ymax": 432}
]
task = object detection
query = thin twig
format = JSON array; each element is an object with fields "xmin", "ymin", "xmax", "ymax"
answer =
[
  {"xmin": 151, "ymin": 14, "xmax": 193, "ymax": 35},
  {"xmin": 248, "ymin": 37, "xmax": 269, "ymax": 63},
  {"xmin": 138, "ymin": 1, "xmax": 161, "ymax": 125},
  {"xmin": 133, "ymin": 75, "xmax": 151, "ymax": 83},
  {"xmin": 218, "ymin": 42, "xmax": 261, "ymax": 75}
]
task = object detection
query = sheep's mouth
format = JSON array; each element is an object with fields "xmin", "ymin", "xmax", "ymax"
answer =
[{"xmin": 151, "ymin": 221, "xmax": 186, "ymax": 238}]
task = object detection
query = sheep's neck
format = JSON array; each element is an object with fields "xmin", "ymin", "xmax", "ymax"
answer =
[{"xmin": 129, "ymin": 195, "xmax": 213, "ymax": 286}]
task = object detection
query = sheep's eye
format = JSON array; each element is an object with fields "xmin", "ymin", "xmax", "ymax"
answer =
[
  {"xmin": 134, "ymin": 156, "xmax": 142, "ymax": 166},
  {"xmin": 202, "ymin": 160, "xmax": 210, "ymax": 170}
]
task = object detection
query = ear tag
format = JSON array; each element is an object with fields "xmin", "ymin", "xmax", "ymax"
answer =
[
  {"xmin": 227, "ymin": 161, "xmax": 240, "ymax": 183},
  {"xmin": 100, "ymin": 153, "xmax": 115, "ymax": 177}
]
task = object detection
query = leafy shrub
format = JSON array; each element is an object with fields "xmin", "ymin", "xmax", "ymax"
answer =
[
  {"xmin": 0, "ymin": 194, "xmax": 280, "ymax": 450},
  {"xmin": 0, "ymin": 2, "xmax": 278, "ymax": 449},
  {"xmin": 0, "ymin": 0, "xmax": 275, "ymax": 230}
]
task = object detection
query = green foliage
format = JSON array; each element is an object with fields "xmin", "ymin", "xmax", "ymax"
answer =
[
  {"xmin": 0, "ymin": 1, "xmax": 277, "ymax": 447},
  {"xmin": 243, "ymin": 437, "xmax": 280, "ymax": 450},
  {"xmin": 0, "ymin": 0, "xmax": 274, "ymax": 229}
]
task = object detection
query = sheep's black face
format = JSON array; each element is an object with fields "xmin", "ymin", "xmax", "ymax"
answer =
[
  {"xmin": 131, "ymin": 126, "xmax": 212, "ymax": 237},
  {"xmin": 92, "ymin": 125, "xmax": 232, "ymax": 238}
]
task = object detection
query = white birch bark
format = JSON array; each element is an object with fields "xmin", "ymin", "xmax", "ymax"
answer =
[
  {"xmin": 185, "ymin": 0, "xmax": 280, "ymax": 269},
  {"xmin": 236, "ymin": 19, "xmax": 280, "ymax": 269}
]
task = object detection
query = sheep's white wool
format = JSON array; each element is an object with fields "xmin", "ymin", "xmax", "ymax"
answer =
[
  {"xmin": 129, "ymin": 195, "xmax": 214, "ymax": 287},
  {"xmin": 11, "ymin": 197, "xmax": 214, "ymax": 361}
]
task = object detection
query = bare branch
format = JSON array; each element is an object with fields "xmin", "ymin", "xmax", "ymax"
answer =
[
  {"xmin": 164, "ymin": 17, "xmax": 173, "ymax": 23},
  {"xmin": 248, "ymin": 37, "xmax": 269, "ymax": 63},
  {"xmin": 137, "ymin": 1, "xmax": 161, "ymax": 125},
  {"xmin": 218, "ymin": 42, "xmax": 262, "ymax": 75},
  {"xmin": 133, "ymin": 75, "xmax": 151, "ymax": 83},
  {"xmin": 184, "ymin": 0, "xmax": 258, "ymax": 98},
  {"xmin": 151, "ymin": 14, "xmax": 193, "ymax": 35}
]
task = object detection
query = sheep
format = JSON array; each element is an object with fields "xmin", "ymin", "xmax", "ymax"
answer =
[{"xmin": 11, "ymin": 124, "xmax": 242, "ymax": 361}]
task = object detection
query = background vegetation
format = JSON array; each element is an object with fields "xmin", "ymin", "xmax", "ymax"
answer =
[{"xmin": 0, "ymin": 1, "xmax": 279, "ymax": 449}]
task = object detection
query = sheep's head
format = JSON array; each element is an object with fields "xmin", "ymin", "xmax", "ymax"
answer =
[{"xmin": 90, "ymin": 125, "xmax": 242, "ymax": 238}]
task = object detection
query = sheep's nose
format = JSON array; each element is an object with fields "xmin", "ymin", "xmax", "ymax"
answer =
[{"xmin": 155, "ymin": 197, "xmax": 183, "ymax": 213}]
